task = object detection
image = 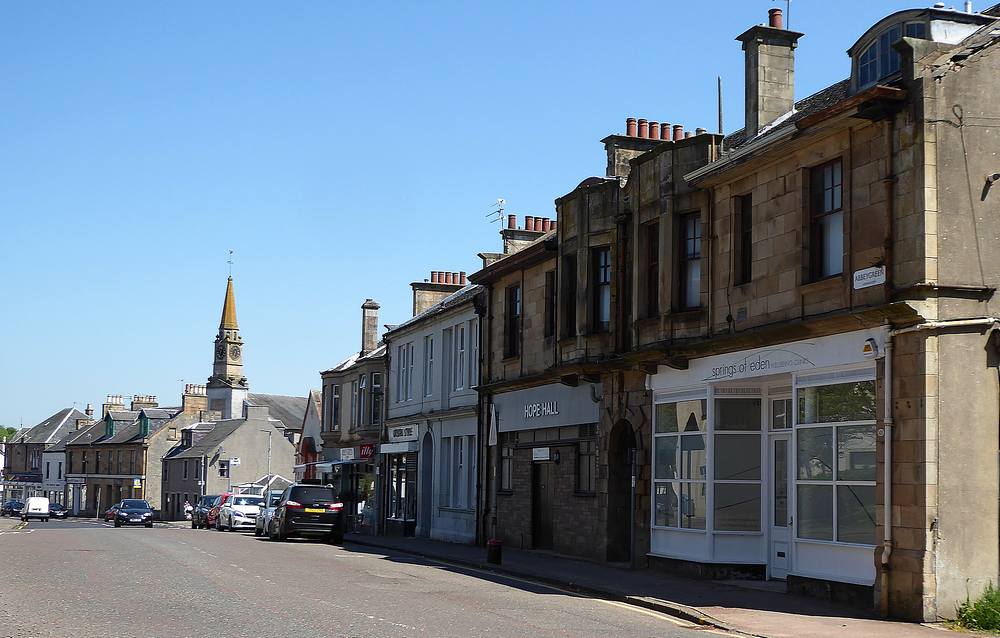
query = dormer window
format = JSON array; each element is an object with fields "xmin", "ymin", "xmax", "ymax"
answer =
[{"xmin": 856, "ymin": 21, "xmax": 927, "ymax": 89}]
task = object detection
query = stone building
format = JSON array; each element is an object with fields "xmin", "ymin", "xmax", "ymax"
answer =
[
  {"xmin": 1, "ymin": 407, "xmax": 89, "ymax": 502},
  {"xmin": 381, "ymin": 270, "xmax": 480, "ymax": 541},
  {"xmin": 161, "ymin": 404, "xmax": 297, "ymax": 517},
  {"xmin": 64, "ymin": 388, "xmax": 210, "ymax": 516},
  {"xmin": 318, "ymin": 300, "xmax": 388, "ymax": 534},
  {"xmin": 474, "ymin": 3, "xmax": 1000, "ymax": 621}
]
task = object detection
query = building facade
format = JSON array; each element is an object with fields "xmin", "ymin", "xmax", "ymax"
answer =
[
  {"xmin": 382, "ymin": 271, "xmax": 480, "ymax": 542},
  {"xmin": 1, "ymin": 407, "xmax": 89, "ymax": 502},
  {"xmin": 319, "ymin": 300, "xmax": 387, "ymax": 535}
]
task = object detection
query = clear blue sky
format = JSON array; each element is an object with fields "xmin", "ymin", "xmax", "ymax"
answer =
[{"xmin": 0, "ymin": 1, "xmax": 925, "ymax": 427}]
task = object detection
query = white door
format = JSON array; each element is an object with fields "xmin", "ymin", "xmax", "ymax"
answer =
[{"xmin": 769, "ymin": 432, "xmax": 792, "ymax": 579}]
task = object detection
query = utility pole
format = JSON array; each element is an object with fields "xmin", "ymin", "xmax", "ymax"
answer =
[{"xmin": 260, "ymin": 429, "xmax": 272, "ymax": 486}]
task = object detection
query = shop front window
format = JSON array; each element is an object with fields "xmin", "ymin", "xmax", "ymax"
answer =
[
  {"xmin": 714, "ymin": 398, "xmax": 762, "ymax": 532},
  {"xmin": 795, "ymin": 378, "xmax": 876, "ymax": 545},
  {"xmin": 653, "ymin": 399, "xmax": 707, "ymax": 530}
]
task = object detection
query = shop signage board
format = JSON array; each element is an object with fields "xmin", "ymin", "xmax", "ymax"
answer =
[
  {"xmin": 493, "ymin": 382, "xmax": 601, "ymax": 432},
  {"xmin": 230, "ymin": 457, "xmax": 241, "ymax": 467},
  {"xmin": 388, "ymin": 424, "xmax": 419, "ymax": 442},
  {"xmin": 340, "ymin": 448, "xmax": 355, "ymax": 462},
  {"xmin": 532, "ymin": 447, "xmax": 551, "ymax": 461},
  {"xmin": 359, "ymin": 443, "xmax": 375, "ymax": 459},
  {"xmin": 132, "ymin": 478, "xmax": 142, "ymax": 488},
  {"xmin": 649, "ymin": 327, "xmax": 889, "ymax": 390}
]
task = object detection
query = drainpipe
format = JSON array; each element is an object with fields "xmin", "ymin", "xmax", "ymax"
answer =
[{"xmin": 880, "ymin": 338, "xmax": 894, "ymax": 618}]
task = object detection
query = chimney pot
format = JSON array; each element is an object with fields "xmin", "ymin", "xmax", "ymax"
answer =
[
  {"xmin": 460, "ymin": 272, "xmax": 467, "ymax": 285},
  {"xmin": 525, "ymin": 216, "xmax": 535, "ymax": 231},
  {"xmin": 673, "ymin": 125, "xmax": 684, "ymax": 141},
  {"xmin": 685, "ymin": 131, "xmax": 693, "ymax": 138},
  {"xmin": 543, "ymin": 218, "xmax": 552, "ymax": 231},
  {"xmin": 696, "ymin": 127, "xmax": 707, "ymax": 136},
  {"xmin": 431, "ymin": 271, "xmax": 440, "ymax": 283},
  {"xmin": 648, "ymin": 121, "xmax": 660, "ymax": 140},
  {"xmin": 551, "ymin": 219, "xmax": 557, "ymax": 231},
  {"xmin": 626, "ymin": 117, "xmax": 637, "ymax": 137},
  {"xmin": 637, "ymin": 118, "xmax": 648, "ymax": 138},
  {"xmin": 507, "ymin": 213, "xmax": 516, "ymax": 229},
  {"xmin": 444, "ymin": 272, "xmax": 453, "ymax": 284},
  {"xmin": 660, "ymin": 122, "xmax": 671, "ymax": 140},
  {"xmin": 768, "ymin": 7, "xmax": 783, "ymax": 29}
]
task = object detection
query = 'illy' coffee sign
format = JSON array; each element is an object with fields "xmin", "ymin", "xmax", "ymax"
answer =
[{"xmin": 388, "ymin": 424, "xmax": 418, "ymax": 442}]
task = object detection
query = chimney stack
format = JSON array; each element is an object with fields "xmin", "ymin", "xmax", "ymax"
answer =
[
  {"xmin": 737, "ymin": 9, "xmax": 803, "ymax": 137},
  {"xmin": 182, "ymin": 384, "xmax": 208, "ymax": 415},
  {"xmin": 361, "ymin": 299, "xmax": 381, "ymax": 355},
  {"xmin": 411, "ymin": 271, "xmax": 463, "ymax": 315},
  {"xmin": 85, "ymin": 403, "xmax": 94, "ymax": 417},
  {"xmin": 102, "ymin": 394, "xmax": 125, "ymax": 418},
  {"xmin": 130, "ymin": 394, "xmax": 158, "ymax": 411}
]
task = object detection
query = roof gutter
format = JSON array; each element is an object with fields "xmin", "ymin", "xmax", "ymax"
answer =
[{"xmin": 685, "ymin": 126, "xmax": 796, "ymax": 185}]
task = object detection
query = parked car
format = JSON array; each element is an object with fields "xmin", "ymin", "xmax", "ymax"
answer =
[
  {"xmin": 270, "ymin": 484, "xmax": 344, "ymax": 544},
  {"xmin": 217, "ymin": 494, "xmax": 264, "ymax": 532},
  {"xmin": 205, "ymin": 494, "xmax": 227, "ymax": 529},
  {"xmin": 104, "ymin": 504, "xmax": 120, "ymax": 522},
  {"xmin": 191, "ymin": 494, "xmax": 219, "ymax": 529},
  {"xmin": 21, "ymin": 496, "xmax": 50, "ymax": 522},
  {"xmin": 254, "ymin": 490, "xmax": 284, "ymax": 537},
  {"xmin": 113, "ymin": 499, "xmax": 155, "ymax": 528},
  {"xmin": 49, "ymin": 503, "xmax": 68, "ymax": 519},
  {"xmin": 1, "ymin": 501, "xmax": 24, "ymax": 517}
]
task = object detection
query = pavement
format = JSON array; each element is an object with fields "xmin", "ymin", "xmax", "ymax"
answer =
[
  {"xmin": 0, "ymin": 518, "xmax": 725, "ymax": 637},
  {"xmin": 344, "ymin": 532, "xmax": 951, "ymax": 638}
]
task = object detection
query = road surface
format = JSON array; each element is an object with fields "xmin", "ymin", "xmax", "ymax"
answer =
[{"xmin": 0, "ymin": 518, "xmax": 728, "ymax": 637}]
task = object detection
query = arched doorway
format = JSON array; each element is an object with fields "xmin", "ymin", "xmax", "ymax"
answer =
[
  {"xmin": 419, "ymin": 432, "xmax": 433, "ymax": 537},
  {"xmin": 607, "ymin": 420, "xmax": 637, "ymax": 563}
]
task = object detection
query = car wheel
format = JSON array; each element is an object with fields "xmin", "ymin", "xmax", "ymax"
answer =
[
  {"xmin": 145, "ymin": 522, "xmax": 153, "ymax": 528},
  {"xmin": 43, "ymin": 518, "xmax": 48, "ymax": 523},
  {"xmin": 191, "ymin": 519, "xmax": 197, "ymax": 529},
  {"xmin": 327, "ymin": 533, "xmax": 343, "ymax": 545},
  {"xmin": 114, "ymin": 519, "xmax": 121, "ymax": 528}
]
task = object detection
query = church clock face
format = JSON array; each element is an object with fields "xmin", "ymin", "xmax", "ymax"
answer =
[
  {"xmin": 216, "ymin": 344, "xmax": 226, "ymax": 360},
  {"xmin": 229, "ymin": 345, "xmax": 241, "ymax": 360}
]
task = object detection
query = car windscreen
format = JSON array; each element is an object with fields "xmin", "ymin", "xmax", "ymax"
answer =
[
  {"xmin": 201, "ymin": 496, "xmax": 218, "ymax": 506},
  {"xmin": 288, "ymin": 487, "xmax": 338, "ymax": 506},
  {"xmin": 231, "ymin": 496, "xmax": 263, "ymax": 506},
  {"xmin": 120, "ymin": 500, "xmax": 150, "ymax": 509}
]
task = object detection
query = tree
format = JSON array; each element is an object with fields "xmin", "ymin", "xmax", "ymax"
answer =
[{"xmin": 0, "ymin": 426, "xmax": 17, "ymax": 442}]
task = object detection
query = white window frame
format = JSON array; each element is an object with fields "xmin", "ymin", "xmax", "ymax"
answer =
[
  {"xmin": 470, "ymin": 319, "xmax": 479, "ymax": 388},
  {"xmin": 792, "ymin": 367, "xmax": 878, "ymax": 548},
  {"xmin": 406, "ymin": 343, "xmax": 415, "ymax": 400},
  {"xmin": 454, "ymin": 324, "xmax": 466, "ymax": 392},
  {"xmin": 423, "ymin": 335, "xmax": 434, "ymax": 397}
]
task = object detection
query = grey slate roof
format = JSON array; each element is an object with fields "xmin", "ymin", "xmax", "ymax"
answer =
[
  {"xmin": 246, "ymin": 393, "xmax": 308, "ymax": 431},
  {"xmin": 64, "ymin": 422, "xmax": 107, "ymax": 447},
  {"xmin": 386, "ymin": 284, "xmax": 483, "ymax": 336},
  {"xmin": 322, "ymin": 342, "xmax": 387, "ymax": 375},
  {"xmin": 722, "ymin": 79, "xmax": 851, "ymax": 151},
  {"xmin": 18, "ymin": 408, "xmax": 89, "ymax": 445},
  {"xmin": 164, "ymin": 419, "xmax": 243, "ymax": 460}
]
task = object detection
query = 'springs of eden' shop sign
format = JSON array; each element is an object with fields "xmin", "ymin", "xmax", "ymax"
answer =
[{"xmin": 524, "ymin": 401, "xmax": 560, "ymax": 419}]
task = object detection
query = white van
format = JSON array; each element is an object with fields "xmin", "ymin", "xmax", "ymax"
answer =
[{"xmin": 22, "ymin": 497, "xmax": 49, "ymax": 522}]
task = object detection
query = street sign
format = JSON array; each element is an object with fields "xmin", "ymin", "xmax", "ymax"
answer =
[
  {"xmin": 230, "ymin": 457, "xmax": 241, "ymax": 467},
  {"xmin": 132, "ymin": 478, "xmax": 142, "ymax": 488}
]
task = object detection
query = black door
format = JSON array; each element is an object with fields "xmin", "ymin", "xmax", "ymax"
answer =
[
  {"xmin": 531, "ymin": 462, "xmax": 554, "ymax": 550},
  {"xmin": 607, "ymin": 421, "xmax": 636, "ymax": 562}
]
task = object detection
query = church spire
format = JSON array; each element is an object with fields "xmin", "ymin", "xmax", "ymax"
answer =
[{"xmin": 220, "ymin": 276, "xmax": 238, "ymax": 330}]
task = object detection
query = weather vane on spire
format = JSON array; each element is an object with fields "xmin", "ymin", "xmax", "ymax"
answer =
[{"xmin": 228, "ymin": 249, "xmax": 234, "ymax": 277}]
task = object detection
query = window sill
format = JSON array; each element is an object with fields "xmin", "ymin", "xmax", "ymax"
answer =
[
  {"xmin": 801, "ymin": 275, "xmax": 844, "ymax": 294},
  {"xmin": 668, "ymin": 308, "xmax": 705, "ymax": 320}
]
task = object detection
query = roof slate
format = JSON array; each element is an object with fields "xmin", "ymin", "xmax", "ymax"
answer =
[
  {"xmin": 246, "ymin": 393, "xmax": 308, "ymax": 431},
  {"xmin": 386, "ymin": 284, "xmax": 482, "ymax": 336},
  {"xmin": 18, "ymin": 408, "xmax": 89, "ymax": 445},
  {"xmin": 164, "ymin": 419, "xmax": 244, "ymax": 460}
]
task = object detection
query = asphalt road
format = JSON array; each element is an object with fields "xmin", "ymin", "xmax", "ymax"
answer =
[{"xmin": 0, "ymin": 519, "xmax": 727, "ymax": 638}]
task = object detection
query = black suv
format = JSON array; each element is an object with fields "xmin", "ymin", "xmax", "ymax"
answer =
[
  {"xmin": 191, "ymin": 494, "xmax": 219, "ymax": 529},
  {"xmin": 269, "ymin": 484, "xmax": 344, "ymax": 544},
  {"xmin": 1, "ymin": 501, "xmax": 24, "ymax": 517}
]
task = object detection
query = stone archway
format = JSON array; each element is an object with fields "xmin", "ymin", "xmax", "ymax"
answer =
[{"xmin": 607, "ymin": 420, "xmax": 637, "ymax": 563}]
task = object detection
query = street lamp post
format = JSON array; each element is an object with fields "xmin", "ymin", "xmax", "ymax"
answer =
[{"xmin": 260, "ymin": 429, "xmax": 272, "ymax": 490}]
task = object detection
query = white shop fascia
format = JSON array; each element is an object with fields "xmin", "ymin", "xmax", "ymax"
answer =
[{"xmin": 646, "ymin": 326, "xmax": 887, "ymax": 586}]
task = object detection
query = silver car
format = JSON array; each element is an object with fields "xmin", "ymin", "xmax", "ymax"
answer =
[{"xmin": 254, "ymin": 490, "xmax": 284, "ymax": 537}]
